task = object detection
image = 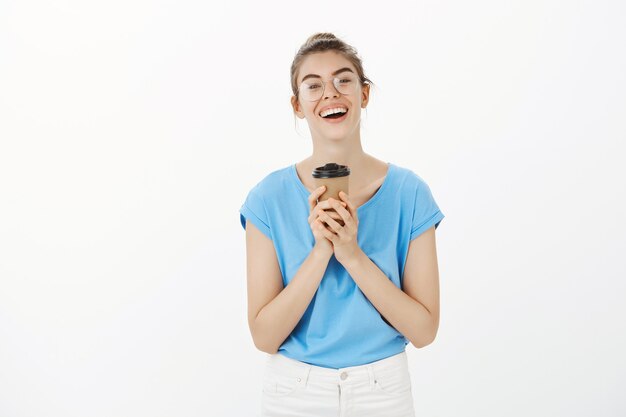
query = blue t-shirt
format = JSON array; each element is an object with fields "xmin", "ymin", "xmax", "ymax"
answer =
[{"xmin": 239, "ymin": 162, "xmax": 444, "ymax": 369}]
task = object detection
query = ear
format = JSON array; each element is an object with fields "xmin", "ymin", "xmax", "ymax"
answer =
[
  {"xmin": 361, "ymin": 83, "xmax": 370, "ymax": 109},
  {"xmin": 291, "ymin": 95, "xmax": 306, "ymax": 119}
]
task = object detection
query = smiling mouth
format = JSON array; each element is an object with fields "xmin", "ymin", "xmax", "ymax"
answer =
[{"xmin": 320, "ymin": 108, "xmax": 349, "ymax": 121}]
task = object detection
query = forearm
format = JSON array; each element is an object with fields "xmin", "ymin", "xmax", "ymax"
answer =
[
  {"xmin": 342, "ymin": 250, "xmax": 436, "ymax": 348},
  {"xmin": 253, "ymin": 246, "xmax": 332, "ymax": 353}
]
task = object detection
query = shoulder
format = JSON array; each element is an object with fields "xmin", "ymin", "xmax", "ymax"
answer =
[
  {"xmin": 391, "ymin": 163, "xmax": 444, "ymax": 237},
  {"xmin": 389, "ymin": 162, "xmax": 429, "ymax": 191},
  {"xmin": 239, "ymin": 164, "xmax": 293, "ymax": 236},
  {"xmin": 245, "ymin": 164, "xmax": 292, "ymax": 198}
]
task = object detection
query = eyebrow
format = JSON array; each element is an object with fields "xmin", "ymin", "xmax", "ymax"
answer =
[{"xmin": 301, "ymin": 67, "xmax": 354, "ymax": 83}]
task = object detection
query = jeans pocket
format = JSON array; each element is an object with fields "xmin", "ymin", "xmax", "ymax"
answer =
[
  {"xmin": 262, "ymin": 373, "xmax": 299, "ymax": 397},
  {"xmin": 372, "ymin": 367, "xmax": 412, "ymax": 397}
]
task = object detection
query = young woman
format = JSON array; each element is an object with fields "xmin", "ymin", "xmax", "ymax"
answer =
[{"xmin": 239, "ymin": 33, "xmax": 445, "ymax": 417}]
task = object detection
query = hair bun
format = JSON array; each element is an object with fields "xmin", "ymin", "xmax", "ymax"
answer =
[{"xmin": 305, "ymin": 32, "xmax": 338, "ymax": 45}]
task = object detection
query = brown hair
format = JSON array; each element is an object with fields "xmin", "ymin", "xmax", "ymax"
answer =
[{"xmin": 290, "ymin": 32, "xmax": 374, "ymax": 98}]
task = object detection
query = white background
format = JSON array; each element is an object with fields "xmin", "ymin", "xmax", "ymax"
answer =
[{"xmin": 1, "ymin": 1, "xmax": 625, "ymax": 416}]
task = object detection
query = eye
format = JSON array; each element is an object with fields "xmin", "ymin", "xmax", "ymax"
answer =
[
  {"xmin": 339, "ymin": 78, "xmax": 352, "ymax": 84},
  {"xmin": 307, "ymin": 83, "xmax": 322, "ymax": 90}
]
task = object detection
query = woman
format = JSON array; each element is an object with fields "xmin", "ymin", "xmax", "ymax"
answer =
[{"xmin": 239, "ymin": 32, "xmax": 445, "ymax": 417}]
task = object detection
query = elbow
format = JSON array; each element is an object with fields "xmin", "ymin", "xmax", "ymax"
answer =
[
  {"xmin": 410, "ymin": 326, "xmax": 438, "ymax": 349},
  {"xmin": 250, "ymin": 322, "xmax": 279, "ymax": 354},
  {"xmin": 410, "ymin": 335, "xmax": 436, "ymax": 349},
  {"xmin": 253, "ymin": 338, "xmax": 278, "ymax": 354},
  {"xmin": 410, "ymin": 339, "xmax": 429, "ymax": 349}
]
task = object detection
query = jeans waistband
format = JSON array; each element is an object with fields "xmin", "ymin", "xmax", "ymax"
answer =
[{"xmin": 265, "ymin": 351, "xmax": 408, "ymax": 387}]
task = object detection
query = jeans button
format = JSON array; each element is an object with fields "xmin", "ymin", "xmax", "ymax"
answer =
[{"xmin": 340, "ymin": 372, "xmax": 348, "ymax": 380}]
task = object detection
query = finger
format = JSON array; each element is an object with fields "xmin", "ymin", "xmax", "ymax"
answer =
[
  {"xmin": 309, "ymin": 207, "xmax": 320, "ymax": 224},
  {"xmin": 330, "ymin": 199, "xmax": 351, "ymax": 220},
  {"xmin": 319, "ymin": 213, "xmax": 345, "ymax": 229},
  {"xmin": 311, "ymin": 208, "xmax": 332, "ymax": 225},
  {"xmin": 310, "ymin": 205, "xmax": 334, "ymax": 225},
  {"xmin": 309, "ymin": 186, "xmax": 326, "ymax": 211},
  {"xmin": 316, "ymin": 198, "xmax": 347, "ymax": 211},
  {"xmin": 325, "ymin": 198, "xmax": 353, "ymax": 227},
  {"xmin": 308, "ymin": 186, "xmax": 326, "ymax": 211},
  {"xmin": 318, "ymin": 210, "xmax": 342, "ymax": 232},
  {"xmin": 312, "ymin": 203, "xmax": 345, "ymax": 221},
  {"xmin": 313, "ymin": 218, "xmax": 333, "ymax": 238},
  {"xmin": 317, "ymin": 219, "xmax": 336, "ymax": 240},
  {"xmin": 326, "ymin": 210, "xmax": 343, "ymax": 220},
  {"xmin": 338, "ymin": 192, "xmax": 358, "ymax": 223}
]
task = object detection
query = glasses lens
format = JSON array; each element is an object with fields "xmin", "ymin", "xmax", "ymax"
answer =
[
  {"xmin": 299, "ymin": 79, "xmax": 324, "ymax": 102},
  {"xmin": 333, "ymin": 73, "xmax": 358, "ymax": 96},
  {"xmin": 298, "ymin": 73, "xmax": 360, "ymax": 101}
]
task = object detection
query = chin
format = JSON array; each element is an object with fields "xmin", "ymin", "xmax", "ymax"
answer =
[
  {"xmin": 322, "ymin": 132, "xmax": 349, "ymax": 142},
  {"xmin": 321, "ymin": 124, "xmax": 357, "ymax": 140}
]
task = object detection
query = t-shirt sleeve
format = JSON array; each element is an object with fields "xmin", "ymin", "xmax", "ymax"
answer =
[
  {"xmin": 239, "ymin": 185, "xmax": 272, "ymax": 241},
  {"xmin": 410, "ymin": 177, "xmax": 445, "ymax": 241}
]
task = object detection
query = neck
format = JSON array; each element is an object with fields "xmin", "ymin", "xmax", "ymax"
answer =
[{"xmin": 308, "ymin": 130, "xmax": 367, "ymax": 171}]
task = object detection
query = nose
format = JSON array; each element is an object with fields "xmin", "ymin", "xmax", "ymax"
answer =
[{"xmin": 323, "ymin": 80, "xmax": 340, "ymax": 99}]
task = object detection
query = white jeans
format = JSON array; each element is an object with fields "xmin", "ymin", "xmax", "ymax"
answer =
[{"xmin": 261, "ymin": 350, "xmax": 416, "ymax": 417}]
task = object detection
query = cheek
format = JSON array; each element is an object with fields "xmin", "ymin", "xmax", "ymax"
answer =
[{"xmin": 305, "ymin": 106, "xmax": 319, "ymax": 119}]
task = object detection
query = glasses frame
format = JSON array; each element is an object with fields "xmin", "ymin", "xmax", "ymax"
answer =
[{"xmin": 296, "ymin": 74, "xmax": 361, "ymax": 102}]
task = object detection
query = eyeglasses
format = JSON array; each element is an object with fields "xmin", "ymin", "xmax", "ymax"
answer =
[{"xmin": 296, "ymin": 73, "xmax": 360, "ymax": 102}]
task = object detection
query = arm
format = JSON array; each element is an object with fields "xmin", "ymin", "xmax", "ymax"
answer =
[
  {"xmin": 245, "ymin": 221, "xmax": 332, "ymax": 354},
  {"xmin": 340, "ymin": 226, "xmax": 440, "ymax": 348}
]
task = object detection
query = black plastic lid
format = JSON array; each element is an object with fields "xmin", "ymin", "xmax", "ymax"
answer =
[{"xmin": 312, "ymin": 163, "xmax": 350, "ymax": 179}]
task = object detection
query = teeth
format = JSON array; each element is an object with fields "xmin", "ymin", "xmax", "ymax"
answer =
[{"xmin": 320, "ymin": 107, "xmax": 348, "ymax": 118}]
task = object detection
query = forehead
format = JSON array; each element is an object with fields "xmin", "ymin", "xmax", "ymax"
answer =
[{"xmin": 297, "ymin": 51, "xmax": 356, "ymax": 83}]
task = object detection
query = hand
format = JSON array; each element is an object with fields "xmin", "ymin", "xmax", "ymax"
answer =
[
  {"xmin": 315, "ymin": 191, "xmax": 361, "ymax": 264},
  {"xmin": 307, "ymin": 186, "xmax": 347, "ymax": 257}
]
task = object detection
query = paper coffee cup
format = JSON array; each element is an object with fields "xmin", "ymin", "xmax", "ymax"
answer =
[{"xmin": 312, "ymin": 163, "xmax": 350, "ymax": 226}]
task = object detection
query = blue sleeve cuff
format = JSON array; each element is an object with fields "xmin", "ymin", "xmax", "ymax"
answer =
[
  {"xmin": 239, "ymin": 203, "xmax": 272, "ymax": 241},
  {"xmin": 410, "ymin": 210, "xmax": 444, "ymax": 241}
]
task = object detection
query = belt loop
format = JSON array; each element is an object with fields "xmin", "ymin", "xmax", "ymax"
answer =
[
  {"xmin": 367, "ymin": 365, "xmax": 376, "ymax": 391},
  {"xmin": 300, "ymin": 364, "xmax": 312, "ymax": 387}
]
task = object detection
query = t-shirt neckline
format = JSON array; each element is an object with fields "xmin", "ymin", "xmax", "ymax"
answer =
[{"xmin": 290, "ymin": 162, "xmax": 394, "ymax": 212}]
